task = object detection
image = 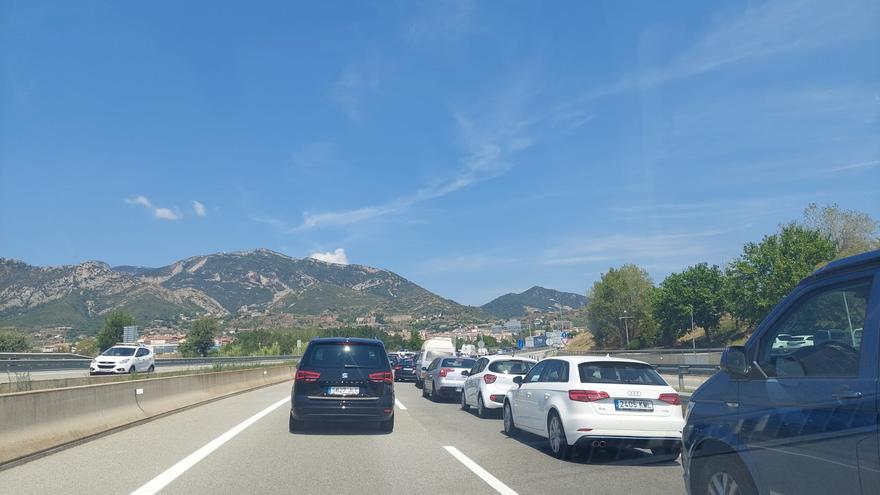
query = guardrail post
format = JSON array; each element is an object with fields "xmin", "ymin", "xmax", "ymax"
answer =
[{"xmin": 678, "ymin": 365, "xmax": 688, "ymax": 391}]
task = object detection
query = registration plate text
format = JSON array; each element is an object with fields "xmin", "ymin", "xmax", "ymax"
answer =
[
  {"xmin": 614, "ymin": 399, "xmax": 653, "ymax": 411},
  {"xmin": 328, "ymin": 387, "xmax": 360, "ymax": 396}
]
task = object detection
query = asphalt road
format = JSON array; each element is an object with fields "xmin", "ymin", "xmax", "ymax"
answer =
[{"xmin": 0, "ymin": 379, "xmax": 685, "ymax": 494}]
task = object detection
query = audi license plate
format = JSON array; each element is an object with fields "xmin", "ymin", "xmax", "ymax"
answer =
[
  {"xmin": 615, "ymin": 399, "xmax": 653, "ymax": 411},
  {"xmin": 328, "ymin": 387, "xmax": 359, "ymax": 396}
]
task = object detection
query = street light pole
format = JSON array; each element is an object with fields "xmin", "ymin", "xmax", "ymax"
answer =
[
  {"xmin": 619, "ymin": 310, "xmax": 633, "ymax": 348},
  {"xmin": 689, "ymin": 305, "xmax": 696, "ymax": 353}
]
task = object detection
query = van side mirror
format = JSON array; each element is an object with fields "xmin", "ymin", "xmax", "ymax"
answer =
[
  {"xmin": 512, "ymin": 375, "xmax": 523, "ymax": 386},
  {"xmin": 720, "ymin": 346, "xmax": 750, "ymax": 377}
]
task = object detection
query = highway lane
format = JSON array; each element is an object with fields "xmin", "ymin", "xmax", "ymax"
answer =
[{"xmin": 0, "ymin": 379, "xmax": 686, "ymax": 494}]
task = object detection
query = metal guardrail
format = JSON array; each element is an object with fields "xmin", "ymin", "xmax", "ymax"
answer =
[{"xmin": 0, "ymin": 354, "xmax": 301, "ymax": 373}]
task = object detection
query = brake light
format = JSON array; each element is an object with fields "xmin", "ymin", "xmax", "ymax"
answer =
[
  {"xmin": 569, "ymin": 390, "xmax": 609, "ymax": 402},
  {"xmin": 295, "ymin": 370, "xmax": 320, "ymax": 382},
  {"xmin": 439, "ymin": 368, "xmax": 454, "ymax": 377},
  {"xmin": 395, "ymin": 365, "xmax": 402, "ymax": 370},
  {"xmin": 658, "ymin": 393, "xmax": 681, "ymax": 405},
  {"xmin": 483, "ymin": 373, "xmax": 497, "ymax": 384},
  {"xmin": 369, "ymin": 371, "xmax": 393, "ymax": 384}
]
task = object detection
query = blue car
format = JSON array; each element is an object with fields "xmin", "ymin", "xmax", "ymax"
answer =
[{"xmin": 683, "ymin": 249, "xmax": 880, "ymax": 495}]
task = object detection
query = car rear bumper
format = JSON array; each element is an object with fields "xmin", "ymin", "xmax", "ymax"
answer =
[
  {"xmin": 573, "ymin": 435, "xmax": 682, "ymax": 450},
  {"xmin": 291, "ymin": 396, "xmax": 394, "ymax": 421}
]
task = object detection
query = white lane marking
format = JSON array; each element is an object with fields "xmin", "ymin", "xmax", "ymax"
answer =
[
  {"xmin": 444, "ymin": 446, "xmax": 518, "ymax": 495},
  {"xmin": 131, "ymin": 396, "xmax": 289, "ymax": 495},
  {"xmin": 395, "ymin": 398, "xmax": 407, "ymax": 410}
]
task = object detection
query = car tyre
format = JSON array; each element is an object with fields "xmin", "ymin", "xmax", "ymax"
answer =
[
  {"xmin": 547, "ymin": 411, "xmax": 571, "ymax": 459},
  {"xmin": 379, "ymin": 414, "xmax": 394, "ymax": 433},
  {"xmin": 148, "ymin": 364, "xmax": 155, "ymax": 373},
  {"xmin": 692, "ymin": 454, "xmax": 757, "ymax": 495},
  {"xmin": 503, "ymin": 402, "xmax": 518, "ymax": 436},
  {"xmin": 415, "ymin": 378, "xmax": 423, "ymax": 389},
  {"xmin": 477, "ymin": 394, "xmax": 488, "ymax": 418},
  {"xmin": 422, "ymin": 382, "xmax": 428, "ymax": 398},
  {"xmin": 431, "ymin": 382, "xmax": 439, "ymax": 402},
  {"xmin": 128, "ymin": 366, "xmax": 136, "ymax": 374},
  {"xmin": 460, "ymin": 390, "xmax": 470, "ymax": 411}
]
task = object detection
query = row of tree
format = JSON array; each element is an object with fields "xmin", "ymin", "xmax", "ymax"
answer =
[{"xmin": 586, "ymin": 204, "xmax": 879, "ymax": 349}]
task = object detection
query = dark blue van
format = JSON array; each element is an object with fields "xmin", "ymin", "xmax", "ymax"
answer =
[{"xmin": 683, "ymin": 250, "xmax": 880, "ymax": 495}]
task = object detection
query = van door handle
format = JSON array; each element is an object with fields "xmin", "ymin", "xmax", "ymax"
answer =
[{"xmin": 832, "ymin": 390, "xmax": 863, "ymax": 400}]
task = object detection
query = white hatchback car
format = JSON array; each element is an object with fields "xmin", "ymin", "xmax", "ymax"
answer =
[
  {"xmin": 460, "ymin": 355, "xmax": 537, "ymax": 418},
  {"xmin": 503, "ymin": 356, "xmax": 684, "ymax": 459},
  {"xmin": 89, "ymin": 344, "xmax": 155, "ymax": 375}
]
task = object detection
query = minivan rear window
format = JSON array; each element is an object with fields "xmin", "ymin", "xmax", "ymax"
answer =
[
  {"xmin": 578, "ymin": 362, "xmax": 666, "ymax": 386},
  {"xmin": 302, "ymin": 343, "xmax": 386, "ymax": 369},
  {"xmin": 441, "ymin": 358, "xmax": 476, "ymax": 368},
  {"xmin": 488, "ymin": 360, "xmax": 534, "ymax": 375}
]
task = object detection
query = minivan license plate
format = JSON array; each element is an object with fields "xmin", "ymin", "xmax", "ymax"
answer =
[
  {"xmin": 615, "ymin": 399, "xmax": 653, "ymax": 411},
  {"xmin": 328, "ymin": 387, "xmax": 359, "ymax": 396}
]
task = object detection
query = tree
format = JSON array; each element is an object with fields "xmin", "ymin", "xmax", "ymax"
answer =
[
  {"xmin": 0, "ymin": 330, "xmax": 31, "ymax": 352},
  {"xmin": 407, "ymin": 330, "xmax": 423, "ymax": 351},
  {"xmin": 180, "ymin": 317, "xmax": 218, "ymax": 357},
  {"xmin": 802, "ymin": 203, "xmax": 879, "ymax": 259},
  {"xmin": 725, "ymin": 224, "xmax": 836, "ymax": 327},
  {"xmin": 653, "ymin": 263, "xmax": 726, "ymax": 346},
  {"xmin": 96, "ymin": 312, "xmax": 135, "ymax": 351},
  {"xmin": 75, "ymin": 337, "xmax": 99, "ymax": 357},
  {"xmin": 586, "ymin": 264, "xmax": 658, "ymax": 349}
]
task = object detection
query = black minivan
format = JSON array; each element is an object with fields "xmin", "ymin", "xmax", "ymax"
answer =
[
  {"xmin": 290, "ymin": 337, "xmax": 395, "ymax": 432},
  {"xmin": 683, "ymin": 250, "xmax": 880, "ymax": 495}
]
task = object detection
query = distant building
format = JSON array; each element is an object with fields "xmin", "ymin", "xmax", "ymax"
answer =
[
  {"xmin": 490, "ymin": 324, "xmax": 504, "ymax": 334},
  {"xmin": 505, "ymin": 319, "xmax": 522, "ymax": 333}
]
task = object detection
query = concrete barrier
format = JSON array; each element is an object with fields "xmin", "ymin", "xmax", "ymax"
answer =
[{"xmin": 0, "ymin": 365, "xmax": 295, "ymax": 465}]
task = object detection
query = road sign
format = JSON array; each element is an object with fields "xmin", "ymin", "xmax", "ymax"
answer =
[
  {"xmin": 122, "ymin": 326, "xmax": 139, "ymax": 343},
  {"xmin": 296, "ymin": 339, "xmax": 302, "ymax": 349},
  {"xmin": 517, "ymin": 339, "xmax": 525, "ymax": 349}
]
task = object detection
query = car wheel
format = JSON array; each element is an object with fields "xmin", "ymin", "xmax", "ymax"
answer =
[
  {"xmin": 547, "ymin": 412, "xmax": 571, "ymax": 459},
  {"xmin": 503, "ymin": 402, "xmax": 518, "ymax": 436},
  {"xmin": 128, "ymin": 366, "xmax": 136, "ymax": 374},
  {"xmin": 289, "ymin": 414, "xmax": 305, "ymax": 433},
  {"xmin": 431, "ymin": 382, "xmax": 439, "ymax": 402},
  {"xmin": 415, "ymin": 378, "xmax": 423, "ymax": 389},
  {"xmin": 422, "ymin": 382, "xmax": 428, "ymax": 398},
  {"xmin": 651, "ymin": 447, "xmax": 681, "ymax": 460},
  {"xmin": 477, "ymin": 394, "xmax": 488, "ymax": 418},
  {"xmin": 148, "ymin": 365, "xmax": 155, "ymax": 373},
  {"xmin": 693, "ymin": 455, "xmax": 757, "ymax": 495},
  {"xmin": 460, "ymin": 390, "xmax": 470, "ymax": 411},
  {"xmin": 379, "ymin": 414, "xmax": 394, "ymax": 433}
]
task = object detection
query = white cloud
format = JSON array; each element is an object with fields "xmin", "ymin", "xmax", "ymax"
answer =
[
  {"xmin": 153, "ymin": 208, "xmax": 179, "ymax": 221},
  {"xmin": 192, "ymin": 200, "xmax": 207, "ymax": 217},
  {"xmin": 125, "ymin": 195, "xmax": 180, "ymax": 221},
  {"xmin": 542, "ymin": 230, "xmax": 731, "ymax": 266},
  {"xmin": 309, "ymin": 248, "xmax": 349, "ymax": 265}
]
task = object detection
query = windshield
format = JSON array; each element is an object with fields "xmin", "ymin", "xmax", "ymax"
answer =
[
  {"xmin": 302, "ymin": 343, "xmax": 385, "ymax": 369},
  {"xmin": 578, "ymin": 362, "xmax": 667, "ymax": 386},
  {"xmin": 101, "ymin": 347, "xmax": 136, "ymax": 357},
  {"xmin": 440, "ymin": 358, "xmax": 475, "ymax": 368}
]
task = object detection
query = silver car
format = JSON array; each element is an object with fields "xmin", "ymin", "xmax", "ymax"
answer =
[{"xmin": 422, "ymin": 356, "xmax": 477, "ymax": 402}]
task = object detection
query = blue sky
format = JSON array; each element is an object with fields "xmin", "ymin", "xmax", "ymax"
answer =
[{"xmin": 1, "ymin": 0, "xmax": 878, "ymax": 305}]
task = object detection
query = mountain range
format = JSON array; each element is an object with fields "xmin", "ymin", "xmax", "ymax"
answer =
[
  {"xmin": 480, "ymin": 286, "xmax": 587, "ymax": 319},
  {"xmin": 0, "ymin": 249, "xmax": 486, "ymax": 332}
]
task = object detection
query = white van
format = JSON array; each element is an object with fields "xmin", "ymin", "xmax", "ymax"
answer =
[{"xmin": 415, "ymin": 337, "xmax": 455, "ymax": 387}]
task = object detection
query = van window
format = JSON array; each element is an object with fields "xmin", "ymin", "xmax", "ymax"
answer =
[
  {"xmin": 424, "ymin": 350, "xmax": 452, "ymax": 363},
  {"xmin": 757, "ymin": 278, "xmax": 872, "ymax": 378}
]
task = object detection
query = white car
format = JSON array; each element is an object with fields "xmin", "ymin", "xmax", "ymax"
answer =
[
  {"xmin": 460, "ymin": 355, "xmax": 537, "ymax": 418},
  {"xmin": 503, "ymin": 356, "xmax": 684, "ymax": 459},
  {"xmin": 89, "ymin": 344, "xmax": 155, "ymax": 375}
]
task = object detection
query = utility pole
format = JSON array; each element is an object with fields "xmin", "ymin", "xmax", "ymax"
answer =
[
  {"xmin": 690, "ymin": 305, "xmax": 696, "ymax": 353},
  {"xmin": 619, "ymin": 310, "xmax": 633, "ymax": 348}
]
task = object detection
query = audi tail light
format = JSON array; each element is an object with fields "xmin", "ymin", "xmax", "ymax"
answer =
[
  {"xmin": 658, "ymin": 393, "xmax": 681, "ymax": 405},
  {"xmin": 568, "ymin": 390, "xmax": 609, "ymax": 402}
]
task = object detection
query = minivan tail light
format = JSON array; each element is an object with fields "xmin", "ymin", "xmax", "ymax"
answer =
[
  {"xmin": 658, "ymin": 393, "xmax": 681, "ymax": 405},
  {"xmin": 483, "ymin": 374, "xmax": 497, "ymax": 384},
  {"xmin": 295, "ymin": 370, "xmax": 320, "ymax": 382},
  {"xmin": 369, "ymin": 371, "xmax": 393, "ymax": 384},
  {"xmin": 439, "ymin": 368, "xmax": 454, "ymax": 377},
  {"xmin": 569, "ymin": 390, "xmax": 609, "ymax": 402}
]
